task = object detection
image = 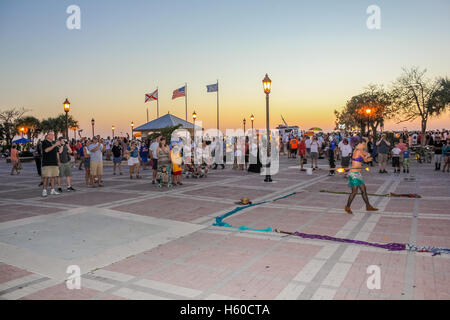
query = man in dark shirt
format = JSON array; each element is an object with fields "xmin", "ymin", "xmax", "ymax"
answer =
[
  {"xmin": 42, "ymin": 131, "xmax": 61, "ymax": 197},
  {"xmin": 433, "ymin": 136, "xmax": 443, "ymax": 171},
  {"xmin": 376, "ymin": 134, "xmax": 391, "ymax": 173}
]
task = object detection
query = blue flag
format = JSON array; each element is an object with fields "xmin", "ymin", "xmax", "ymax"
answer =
[{"xmin": 207, "ymin": 83, "xmax": 218, "ymax": 92}]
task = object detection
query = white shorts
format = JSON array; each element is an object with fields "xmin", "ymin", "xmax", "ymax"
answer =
[{"xmin": 128, "ymin": 157, "xmax": 139, "ymax": 166}]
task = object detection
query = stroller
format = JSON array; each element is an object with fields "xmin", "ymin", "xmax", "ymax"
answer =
[{"xmin": 157, "ymin": 164, "xmax": 172, "ymax": 188}]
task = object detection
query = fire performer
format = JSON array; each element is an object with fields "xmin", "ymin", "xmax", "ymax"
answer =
[{"xmin": 345, "ymin": 138, "xmax": 379, "ymax": 214}]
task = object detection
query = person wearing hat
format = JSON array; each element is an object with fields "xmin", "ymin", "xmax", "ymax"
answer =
[{"xmin": 88, "ymin": 136, "xmax": 104, "ymax": 187}]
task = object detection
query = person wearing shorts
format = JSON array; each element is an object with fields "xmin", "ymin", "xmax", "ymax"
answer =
[
  {"xmin": 112, "ymin": 140, "xmax": 123, "ymax": 175},
  {"xmin": 56, "ymin": 137, "xmax": 76, "ymax": 192},
  {"xmin": 171, "ymin": 142, "xmax": 183, "ymax": 185},
  {"xmin": 310, "ymin": 137, "xmax": 319, "ymax": 170},
  {"xmin": 41, "ymin": 132, "xmax": 61, "ymax": 197},
  {"xmin": 376, "ymin": 134, "xmax": 390, "ymax": 173},
  {"xmin": 289, "ymin": 137, "xmax": 298, "ymax": 159},
  {"xmin": 127, "ymin": 141, "xmax": 141, "ymax": 179},
  {"xmin": 88, "ymin": 136, "xmax": 104, "ymax": 187},
  {"xmin": 391, "ymin": 143, "xmax": 401, "ymax": 173}
]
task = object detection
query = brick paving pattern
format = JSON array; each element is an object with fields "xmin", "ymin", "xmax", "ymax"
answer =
[{"xmin": 0, "ymin": 157, "xmax": 449, "ymax": 300}]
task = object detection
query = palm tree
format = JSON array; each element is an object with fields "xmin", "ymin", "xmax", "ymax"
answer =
[{"xmin": 15, "ymin": 116, "xmax": 41, "ymax": 140}]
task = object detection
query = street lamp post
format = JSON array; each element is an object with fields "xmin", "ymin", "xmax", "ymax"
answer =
[
  {"xmin": 250, "ymin": 114, "xmax": 254, "ymax": 131},
  {"xmin": 131, "ymin": 122, "xmax": 134, "ymax": 140},
  {"xmin": 63, "ymin": 98, "xmax": 70, "ymax": 140},
  {"xmin": 243, "ymin": 118, "xmax": 246, "ymax": 134},
  {"xmin": 262, "ymin": 74, "xmax": 272, "ymax": 182},
  {"xmin": 192, "ymin": 111, "xmax": 197, "ymax": 140},
  {"xmin": 365, "ymin": 108, "xmax": 372, "ymax": 136},
  {"xmin": 112, "ymin": 126, "xmax": 115, "ymax": 138},
  {"xmin": 20, "ymin": 127, "xmax": 25, "ymax": 138},
  {"xmin": 91, "ymin": 118, "xmax": 95, "ymax": 138}
]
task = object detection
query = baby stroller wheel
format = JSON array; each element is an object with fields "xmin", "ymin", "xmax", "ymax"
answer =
[
  {"xmin": 158, "ymin": 183, "xmax": 162, "ymax": 188},
  {"xmin": 168, "ymin": 183, "xmax": 172, "ymax": 188}
]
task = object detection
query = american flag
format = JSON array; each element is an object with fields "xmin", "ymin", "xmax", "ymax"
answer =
[
  {"xmin": 172, "ymin": 86, "xmax": 186, "ymax": 100},
  {"xmin": 145, "ymin": 89, "xmax": 158, "ymax": 103}
]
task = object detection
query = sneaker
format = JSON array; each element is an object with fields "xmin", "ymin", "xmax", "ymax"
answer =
[
  {"xmin": 67, "ymin": 186, "xmax": 76, "ymax": 191},
  {"xmin": 42, "ymin": 189, "xmax": 48, "ymax": 197},
  {"xmin": 57, "ymin": 187, "xmax": 63, "ymax": 193},
  {"xmin": 50, "ymin": 189, "xmax": 60, "ymax": 195}
]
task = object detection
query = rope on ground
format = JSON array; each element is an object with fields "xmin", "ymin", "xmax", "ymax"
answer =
[
  {"xmin": 319, "ymin": 190, "xmax": 421, "ymax": 198},
  {"xmin": 212, "ymin": 191, "xmax": 447, "ymax": 256},
  {"xmin": 213, "ymin": 192, "xmax": 297, "ymax": 231}
]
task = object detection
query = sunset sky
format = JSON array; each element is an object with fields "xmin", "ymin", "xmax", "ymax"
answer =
[{"xmin": 1, "ymin": 0, "xmax": 449, "ymax": 138}]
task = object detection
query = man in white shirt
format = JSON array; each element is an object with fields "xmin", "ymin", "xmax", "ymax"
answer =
[
  {"xmin": 305, "ymin": 136, "xmax": 311, "ymax": 156},
  {"xmin": 150, "ymin": 136, "xmax": 161, "ymax": 184},
  {"xmin": 338, "ymin": 138, "xmax": 353, "ymax": 170}
]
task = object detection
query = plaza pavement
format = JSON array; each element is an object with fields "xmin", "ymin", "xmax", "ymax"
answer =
[{"xmin": 0, "ymin": 155, "xmax": 449, "ymax": 300}]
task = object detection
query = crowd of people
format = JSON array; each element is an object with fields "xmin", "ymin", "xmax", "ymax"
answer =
[
  {"xmin": 2, "ymin": 128, "xmax": 449, "ymax": 198},
  {"xmin": 280, "ymin": 129, "xmax": 450, "ymax": 175}
]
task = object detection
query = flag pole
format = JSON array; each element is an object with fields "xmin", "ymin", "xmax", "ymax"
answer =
[
  {"xmin": 185, "ymin": 82, "xmax": 188, "ymax": 121},
  {"xmin": 157, "ymin": 86, "xmax": 159, "ymax": 118},
  {"xmin": 146, "ymin": 108, "xmax": 149, "ymax": 122},
  {"xmin": 216, "ymin": 80, "xmax": 219, "ymax": 132}
]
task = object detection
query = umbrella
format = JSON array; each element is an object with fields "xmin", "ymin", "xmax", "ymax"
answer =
[
  {"xmin": 12, "ymin": 138, "xmax": 31, "ymax": 144},
  {"xmin": 305, "ymin": 131, "xmax": 315, "ymax": 137},
  {"xmin": 308, "ymin": 127, "xmax": 322, "ymax": 131}
]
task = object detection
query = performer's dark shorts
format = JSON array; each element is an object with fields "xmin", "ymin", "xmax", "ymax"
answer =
[
  {"xmin": 152, "ymin": 159, "xmax": 158, "ymax": 170},
  {"xmin": 392, "ymin": 157, "xmax": 400, "ymax": 167}
]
